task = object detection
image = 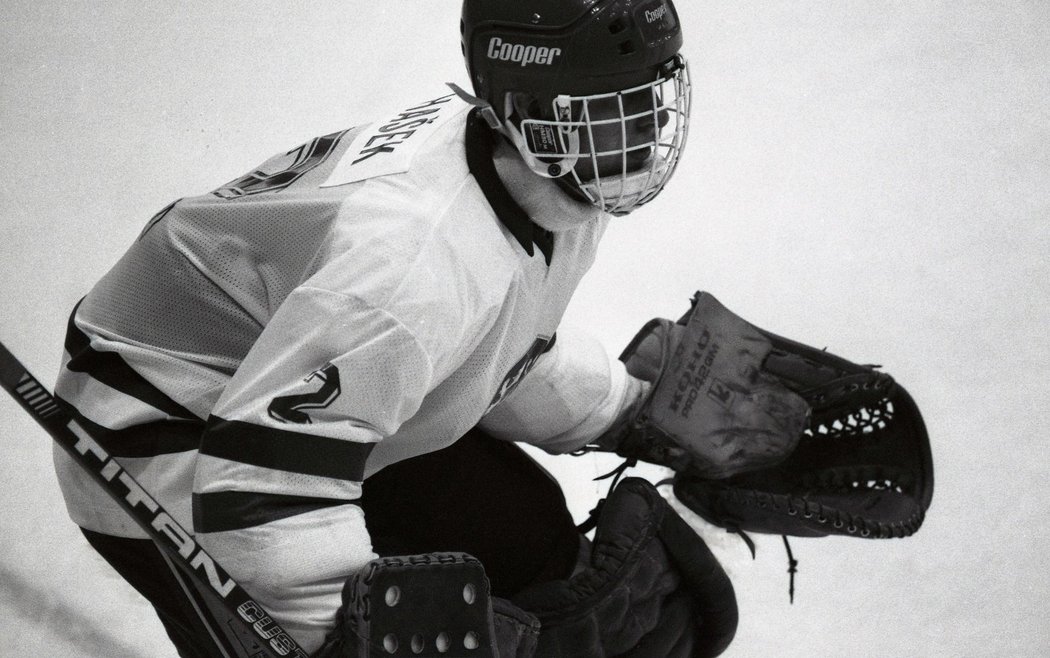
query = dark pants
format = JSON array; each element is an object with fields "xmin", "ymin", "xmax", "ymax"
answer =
[{"xmin": 82, "ymin": 428, "xmax": 580, "ymax": 656}]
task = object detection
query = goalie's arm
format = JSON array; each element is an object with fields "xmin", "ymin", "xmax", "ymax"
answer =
[
  {"xmin": 193, "ymin": 287, "xmax": 439, "ymax": 653},
  {"xmin": 479, "ymin": 326, "xmax": 647, "ymax": 454}
]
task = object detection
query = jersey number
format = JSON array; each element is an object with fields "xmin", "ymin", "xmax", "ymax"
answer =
[
  {"xmin": 213, "ymin": 129, "xmax": 348, "ymax": 199},
  {"xmin": 267, "ymin": 363, "xmax": 342, "ymax": 424}
]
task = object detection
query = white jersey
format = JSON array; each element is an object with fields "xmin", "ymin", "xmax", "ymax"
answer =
[{"xmin": 53, "ymin": 93, "xmax": 635, "ymax": 651}]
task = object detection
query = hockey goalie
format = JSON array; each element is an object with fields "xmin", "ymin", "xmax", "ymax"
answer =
[{"xmin": 46, "ymin": 0, "xmax": 930, "ymax": 655}]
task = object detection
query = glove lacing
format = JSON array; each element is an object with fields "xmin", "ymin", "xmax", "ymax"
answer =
[
  {"xmin": 575, "ymin": 457, "xmax": 638, "ymax": 534},
  {"xmin": 655, "ymin": 474, "xmax": 802, "ymax": 605},
  {"xmin": 577, "ymin": 458, "xmax": 802, "ymax": 606}
]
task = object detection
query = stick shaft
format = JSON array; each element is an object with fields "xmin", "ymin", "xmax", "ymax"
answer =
[{"xmin": 0, "ymin": 341, "xmax": 309, "ymax": 658}]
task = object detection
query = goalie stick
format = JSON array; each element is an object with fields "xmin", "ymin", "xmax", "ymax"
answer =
[{"xmin": 0, "ymin": 340, "xmax": 309, "ymax": 658}]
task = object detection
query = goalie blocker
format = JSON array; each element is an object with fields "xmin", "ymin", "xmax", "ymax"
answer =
[{"xmin": 315, "ymin": 479, "xmax": 738, "ymax": 658}]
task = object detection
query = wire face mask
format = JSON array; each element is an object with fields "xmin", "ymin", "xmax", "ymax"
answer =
[
  {"xmin": 458, "ymin": 0, "xmax": 691, "ymax": 216},
  {"xmin": 516, "ymin": 55, "xmax": 691, "ymax": 215}
]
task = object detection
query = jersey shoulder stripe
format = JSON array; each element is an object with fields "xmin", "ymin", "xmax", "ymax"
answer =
[{"xmin": 65, "ymin": 306, "xmax": 198, "ymax": 421}]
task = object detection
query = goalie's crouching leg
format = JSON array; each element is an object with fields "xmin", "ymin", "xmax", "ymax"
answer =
[
  {"xmin": 359, "ymin": 430, "xmax": 737, "ymax": 657},
  {"xmin": 337, "ymin": 475, "xmax": 739, "ymax": 657},
  {"xmin": 80, "ymin": 529, "xmax": 239, "ymax": 658},
  {"xmin": 360, "ymin": 427, "xmax": 582, "ymax": 597}
]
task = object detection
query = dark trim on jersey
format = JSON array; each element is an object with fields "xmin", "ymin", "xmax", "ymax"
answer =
[
  {"xmin": 201, "ymin": 416, "xmax": 374, "ymax": 482},
  {"xmin": 212, "ymin": 129, "xmax": 350, "ymax": 198},
  {"xmin": 465, "ymin": 109, "xmax": 555, "ymax": 266},
  {"xmin": 64, "ymin": 304, "xmax": 198, "ymax": 421},
  {"xmin": 193, "ymin": 491, "xmax": 356, "ymax": 534},
  {"xmin": 56, "ymin": 398, "xmax": 203, "ymax": 457},
  {"xmin": 543, "ymin": 332, "xmax": 557, "ymax": 354},
  {"xmin": 137, "ymin": 198, "xmax": 181, "ymax": 240}
]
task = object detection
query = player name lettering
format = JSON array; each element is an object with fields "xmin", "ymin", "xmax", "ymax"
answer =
[
  {"xmin": 487, "ymin": 37, "xmax": 562, "ymax": 67},
  {"xmin": 352, "ymin": 94, "xmax": 455, "ymax": 165}
]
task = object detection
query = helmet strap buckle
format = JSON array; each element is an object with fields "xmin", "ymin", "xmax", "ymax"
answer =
[{"xmin": 445, "ymin": 82, "xmax": 503, "ymax": 129}]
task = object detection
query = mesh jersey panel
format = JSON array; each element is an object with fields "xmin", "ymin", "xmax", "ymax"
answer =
[{"xmin": 81, "ymin": 194, "xmax": 346, "ymax": 371}]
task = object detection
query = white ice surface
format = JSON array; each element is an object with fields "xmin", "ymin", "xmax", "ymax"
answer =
[{"xmin": 1, "ymin": 2, "xmax": 1047, "ymax": 656}]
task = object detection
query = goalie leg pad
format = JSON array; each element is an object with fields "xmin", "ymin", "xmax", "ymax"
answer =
[
  {"xmin": 511, "ymin": 478, "xmax": 738, "ymax": 657},
  {"xmin": 327, "ymin": 552, "xmax": 539, "ymax": 658}
]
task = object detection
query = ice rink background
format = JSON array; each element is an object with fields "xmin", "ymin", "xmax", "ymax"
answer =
[{"xmin": 1, "ymin": 1, "xmax": 1047, "ymax": 655}]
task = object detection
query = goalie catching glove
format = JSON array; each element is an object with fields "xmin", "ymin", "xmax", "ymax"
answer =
[{"xmin": 592, "ymin": 291, "xmax": 933, "ymax": 539}]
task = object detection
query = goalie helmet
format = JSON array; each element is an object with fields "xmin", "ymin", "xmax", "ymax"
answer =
[{"xmin": 459, "ymin": 0, "xmax": 691, "ymax": 215}]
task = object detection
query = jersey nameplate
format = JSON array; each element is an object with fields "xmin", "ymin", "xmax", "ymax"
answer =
[{"xmin": 321, "ymin": 93, "xmax": 461, "ymax": 187}]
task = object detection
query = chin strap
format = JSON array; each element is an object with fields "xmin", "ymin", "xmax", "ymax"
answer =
[{"xmin": 446, "ymin": 82, "xmax": 579, "ymax": 180}]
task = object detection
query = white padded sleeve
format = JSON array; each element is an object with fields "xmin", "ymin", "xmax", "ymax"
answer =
[{"xmin": 480, "ymin": 326, "xmax": 645, "ymax": 453}]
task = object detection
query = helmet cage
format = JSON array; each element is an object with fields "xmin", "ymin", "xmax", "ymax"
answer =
[{"xmin": 514, "ymin": 54, "xmax": 690, "ymax": 215}]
